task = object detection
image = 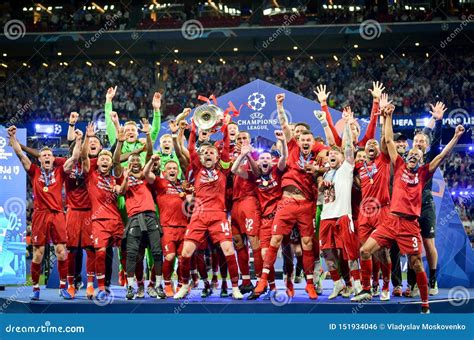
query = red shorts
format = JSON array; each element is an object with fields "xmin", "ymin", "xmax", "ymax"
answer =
[
  {"xmin": 319, "ymin": 218, "xmax": 344, "ymax": 251},
  {"xmin": 272, "ymin": 197, "xmax": 315, "ymax": 237},
  {"xmin": 31, "ymin": 210, "xmax": 67, "ymax": 246},
  {"xmin": 66, "ymin": 209, "xmax": 93, "ymax": 248},
  {"xmin": 260, "ymin": 214, "xmax": 274, "ymax": 249},
  {"xmin": 185, "ymin": 212, "xmax": 232, "ymax": 245},
  {"xmin": 370, "ymin": 214, "xmax": 423, "ymax": 255},
  {"xmin": 92, "ymin": 219, "xmax": 124, "ymax": 249},
  {"xmin": 357, "ymin": 204, "xmax": 390, "ymax": 243},
  {"xmin": 341, "ymin": 215, "xmax": 359, "ymax": 261},
  {"xmin": 162, "ymin": 226, "xmax": 186, "ymax": 256},
  {"xmin": 231, "ymin": 196, "xmax": 261, "ymax": 237}
]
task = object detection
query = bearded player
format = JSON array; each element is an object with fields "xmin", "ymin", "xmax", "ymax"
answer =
[
  {"xmin": 230, "ymin": 130, "xmax": 263, "ymax": 294},
  {"xmin": 254, "ymin": 93, "xmax": 328, "ymax": 299},
  {"xmin": 356, "ymin": 104, "xmax": 464, "ymax": 313},
  {"xmin": 173, "ymin": 118, "xmax": 243, "ymax": 300},
  {"xmin": 319, "ymin": 116, "xmax": 362, "ymax": 300},
  {"xmin": 233, "ymin": 130, "xmax": 288, "ymax": 299},
  {"xmin": 81, "ymin": 123, "xmax": 124, "ymax": 301},
  {"xmin": 8, "ymin": 126, "xmax": 73, "ymax": 300}
]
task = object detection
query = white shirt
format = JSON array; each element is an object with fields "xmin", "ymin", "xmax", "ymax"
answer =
[{"xmin": 321, "ymin": 160, "xmax": 354, "ymax": 220}]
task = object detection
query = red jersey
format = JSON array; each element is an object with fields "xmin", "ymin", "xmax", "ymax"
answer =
[
  {"xmin": 27, "ymin": 157, "xmax": 67, "ymax": 212},
  {"xmin": 85, "ymin": 161, "xmax": 123, "ymax": 221},
  {"xmin": 193, "ymin": 165, "xmax": 228, "ymax": 212},
  {"xmin": 232, "ymin": 158, "xmax": 257, "ymax": 200},
  {"xmin": 391, "ymin": 155, "xmax": 433, "ymax": 217},
  {"xmin": 355, "ymin": 152, "xmax": 391, "ymax": 206},
  {"xmin": 281, "ymin": 138, "xmax": 326, "ymax": 201},
  {"xmin": 153, "ymin": 177, "xmax": 188, "ymax": 227},
  {"xmin": 351, "ymin": 186, "xmax": 361, "ymax": 221},
  {"xmin": 255, "ymin": 165, "xmax": 284, "ymax": 217},
  {"xmin": 65, "ymin": 162, "xmax": 91, "ymax": 210},
  {"xmin": 124, "ymin": 175, "xmax": 156, "ymax": 217}
]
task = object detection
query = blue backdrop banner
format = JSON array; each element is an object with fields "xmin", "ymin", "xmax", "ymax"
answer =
[{"xmin": 0, "ymin": 127, "xmax": 27, "ymax": 285}]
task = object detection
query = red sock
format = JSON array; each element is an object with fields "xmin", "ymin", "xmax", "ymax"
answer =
[
  {"xmin": 360, "ymin": 258, "xmax": 372, "ymax": 291},
  {"xmin": 236, "ymin": 246, "xmax": 250, "ymax": 284},
  {"xmin": 416, "ymin": 271, "xmax": 429, "ymax": 307},
  {"xmin": 31, "ymin": 261, "xmax": 41, "ymax": 287},
  {"xmin": 351, "ymin": 269, "xmax": 361, "ymax": 281},
  {"xmin": 329, "ymin": 269, "xmax": 341, "ymax": 281},
  {"xmin": 302, "ymin": 249, "xmax": 315, "ymax": 284},
  {"xmin": 211, "ymin": 250, "xmax": 219, "ymax": 274},
  {"xmin": 218, "ymin": 248, "xmax": 228, "ymax": 282},
  {"xmin": 67, "ymin": 250, "xmax": 76, "ymax": 281},
  {"xmin": 177, "ymin": 258, "xmax": 183, "ymax": 284},
  {"xmin": 86, "ymin": 249, "xmax": 95, "ymax": 284},
  {"xmin": 262, "ymin": 245, "xmax": 279, "ymax": 281},
  {"xmin": 253, "ymin": 248, "xmax": 263, "ymax": 278},
  {"xmin": 381, "ymin": 262, "xmax": 392, "ymax": 291},
  {"xmin": 163, "ymin": 258, "xmax": 174, "ymax": 281},
  {"xmin": 268, "ymin": 267, "xmax": 276, "ymax": 290},
  {"xmin": 190, "ymin": 254, "xmax": 198, "ymax": 282},
  {"xmin": 225, "ymin": 254, "xmax": 240, "ymax": 287},
  {"xmin": 95, "ymin": 250, "xmax": 106, "ymax": 290},
  {"xmin": 180, "ymin": 256, "xmax": 191, "ymax": 285},
  {"xmin": 340, "ymin": 259, "xmax": 351, "ymax": 285},
  {"xmin": 196, "ymin": 251, "xmax": 208, "ymax": 280},
  {"xmin": 296, "ymin": 255, "xmax": 303, "ymax": 273},
  {"xmin": 372, "ymin": 258, "xmax": 380, "ymax": 287},
  {"xmin": 57, "ymin": 259, "xmax": 68, "ymax": 289}
]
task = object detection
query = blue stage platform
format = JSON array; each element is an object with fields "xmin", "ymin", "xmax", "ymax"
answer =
[{"xmin": 1, "ymin": 280, "xmax": 472, "ymax": 314}]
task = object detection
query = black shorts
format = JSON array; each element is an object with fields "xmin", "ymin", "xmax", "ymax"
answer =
[{"xmin": 418, "ymin": 200, "xmax": 436, "ymax": 239}]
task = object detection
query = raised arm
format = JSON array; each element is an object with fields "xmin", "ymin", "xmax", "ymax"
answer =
[
  {"xmin": 144, "ymin": 154, "xmax": 160, "ymax": 184},
  {"xmin": 314, "ymin": 109, "xmax": 336, "ymax": 146},
  {"xmin": 20, "ymin": 143, "xmax": 40, "ymax": 159},
  {"xmin": 429, "ymin": 125, "xmax": 464, "ymax": 173},
  {"xmin": 276, "ymin": 93, "xmax": 292, "ymax": 141},
  {"xmin": 117, "ymin": 167, "xmax": 129, "ymax": 195},
  {"xmin": 138, "ymin": 118, "xmax": 153, "ymax": 162},
  {"xmin": 113, "ymin": 126, "xmax": 126, "ymax": 177},
  {"xmin": 343, "ymin": 117, "xmax": 355, "ymax": 165},
  {"xmin": 314, "ymin": 84, "xmax": 342, "ymax": 146},
  {"xmin": 64, "ymin": 129, "xmax": 83, "ymax": 173},
  {"xmin": 219, "ymin": 118, "xmax": 231, "ymax": 168},
  {"xmin": 105, "ymin": 86, "xmax": 118, "ymax": 146},
  {"xmin": 275, "ymin": 130, "xmax": 288, "ymax": 171},
  {"xmin": 150, "ymin": 92, "xmax": 162, "ymax": 143},
  {"xmin": 8, "ymin": 126, "xmax": 31, "ymax": 171},
  {"xmin": 67, "ymin": 112, "xmax": 79, "ymax": 142},
  {"xmin": 170, "ymin": 119, "xmax": 190, "ymax": 172},
  {"xmin": 382, "ymin": 104, "xmax": 398, "ymax": 164},
  {"xmin": 360, "ymin": 81, "xmax": 384, "ymax": 146},
  {"xmin": 81, "ymin": 123, "xmax": 94, "ymax": 173},
  {"xmin": 425, "ymin": 101, "xmax": 446, "ymax": 162},
  {"xmin": 231, "ymin": 145, "xmax": 250, "ymax": 179}
]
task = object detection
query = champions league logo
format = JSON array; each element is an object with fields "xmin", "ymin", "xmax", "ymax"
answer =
[
  {"xmin": 237, "ymin": 92, "xmax": 278, "ymax": 131},
  {"xmin": 0, "ymin": 136, "xmax": 13, "ymax": 161}
]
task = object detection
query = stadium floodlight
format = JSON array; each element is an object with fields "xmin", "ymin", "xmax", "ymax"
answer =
[
  {"xmin": 349, "ymin": 6, "xmax": 354, "ymax": 12},
  {"xmin": 174, "ymin": 49, "xmax": 179, "ymax": 53},
  {"xmin": 2, "ymin": 53, "xmax": 7, "ymax": 57},
  {"xmin": 426, "ymin": 53, "xmax": 429, "ymax": 58},
  {"xmin": 108, "ymin": 61, "xmax": 116, "ymax": 67},
  {"xmin": 1, "ymin": 63, "xmax": 7, "ymax": 68},
  {"xmin": 415, "ymin": 42, "xmax": 420, "ymax": 46},
  {"xmin": 287, "ymin": 56, "xmax": 291, "ymax": 61},
  {"xmin": 86, "ymin": 61, "xmax": 92, "ymax": 66},
  {"xmin": 380, "ymin": 54, "xmax": 384, "ymax": 59},
  {"xmin": 29, "ymin": 7, "xmax": 33, "ymax": 11},
  {"xmin": 322, "ymin": 5, "xmax": 327, "ymax": 9},
  {"xmin": 42, "ymin": 63, "xmax": 48, "ymax": 68},
  {"xmin": 23, "ymin": 7, "xmax": 27, "ymax": 11},
  {"xmin": 310, "ymin": 56, "xmax": 314, "ymax": 60},
  {"xmin": 47, "ymin": 6, "xmax": 52, "ymax": 10},
  {"xmin": 356, "ymin": 55, "xmax": 361, "ymax": 61},
  {"xmin": 57, "ymin": 52, "xmax": 62, "ymax": 56},
  {"xmin": 233, "ymin": 47, "xmax": 238, "ymax": 52},
  {"xmin": 110, "ymin": 5, "xmax": 114, "ymax": 9},
  {"xmin": 197, "ymin": 59, "xmax": 202, "ymax": 64},
  {"xmin": 333, "ymin": 55, "xmax": 338, "ymax": 61},
  {"xmin": 22, "ymin": 62, "xmax": 28, "ymax": 67},
  {"xmin": 293, "ymin": 46, "xmax": 298, "ymax": 50},
  {"xmin": 115, "ymin": 50, "xmax": 120, "ymax": 54},
  {"xmin": 354, "ymin": 44, "xmax": 358, "ymax": 48},
  {"xmin": 63, "ymin": 62, "xmax": 68, "ymax": 66},
  {"xmin": 104, "ymin": 5, "xmax": 108, "ymax": 10}
]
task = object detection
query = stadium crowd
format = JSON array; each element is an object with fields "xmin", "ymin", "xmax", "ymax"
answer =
[{"xmin": 1, "ymin": 52, "xmax": 472, "ymax": 123}]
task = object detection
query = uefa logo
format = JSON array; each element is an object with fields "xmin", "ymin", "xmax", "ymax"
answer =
[{"xmin": 249, "ymin": 112, "xmax": 264, "ymax": 119}]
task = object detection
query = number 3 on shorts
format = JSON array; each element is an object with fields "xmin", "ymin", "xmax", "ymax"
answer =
[
  {"xmin": 221, "ymin": 222, "xmax": 230, "ymax": 235},
  {"xmin": 412, "ymin": 237, "xmax": 418, "ymax": 250}
]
